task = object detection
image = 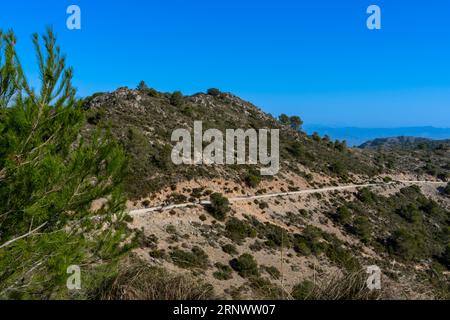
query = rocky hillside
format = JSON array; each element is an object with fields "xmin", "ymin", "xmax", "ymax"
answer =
[
  {"xmin": 83, "ymin": 87, "xmax": 384, "ymax": 199},
  {"xmin": 83, "ymin": 87, "xmax": 450, "ymax": 300},
  {"xmin": 360, "ymin": 137, "xmax": 450, "ymax": 181}
]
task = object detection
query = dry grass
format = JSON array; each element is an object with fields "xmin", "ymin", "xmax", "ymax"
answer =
[
  {"xmin": 292, "ymin": 270, "xmax": 383, "ymax": 300},
  {"xmin": 93, "ymin": 258, "xmax": 215, "ymax": 300}
]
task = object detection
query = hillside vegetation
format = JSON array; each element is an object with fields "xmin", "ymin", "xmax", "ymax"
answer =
[{"xmin": 360, "ymin": 137, "xmax": 450, "ymax": 182}]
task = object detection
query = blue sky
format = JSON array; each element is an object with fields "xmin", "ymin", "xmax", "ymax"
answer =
[{"xmin": 1, "ymin": 0, "xmax": 450, "ymax": 127}]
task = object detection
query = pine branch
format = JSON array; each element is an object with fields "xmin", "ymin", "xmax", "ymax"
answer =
[{"xmin": 0, "ymin": 222, "xmax": 47, "ymax": 249}]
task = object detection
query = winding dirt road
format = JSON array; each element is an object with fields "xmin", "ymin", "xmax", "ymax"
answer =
[{"xmin": 129, "ymin": 180, "xmax": 446, "ymax": 216}]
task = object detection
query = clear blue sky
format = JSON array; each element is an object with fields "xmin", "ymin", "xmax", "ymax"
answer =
[{"xmin": 1, "ymin": 0, "xmax": 450, "ymax": 127}]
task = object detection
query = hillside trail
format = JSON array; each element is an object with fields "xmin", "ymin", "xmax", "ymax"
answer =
[{"xmin": 129, "ymin": 180, "xmax": 446, "ymax": 216}]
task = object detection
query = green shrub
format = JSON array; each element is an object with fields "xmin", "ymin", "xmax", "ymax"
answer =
[
  {"xmin": 207, "ymin": 193, "xmax": 230, "ymax": 221},
  {"xmin": 149, "ymin": 249, "xmax": 166, "ymax": 259},
  {"xmin": 247, "ymin": 277, "xmax": 286, "ymax": 299},
  {"xmin": 225, "ymin": 218, "xmax": 257, "ymax": 244},
  {"xmin": 229, "ymin": 254, "xmax": 259, "ymax": 278},
  {"xmin": 293, "ymin": 240, "xmax": 312, "ymax": 256},
  {"xmin": 352, "ymin": 216, "xmax": 372, "ymax": 243},
  {"xmin": 400, "ymin": 185, "xmax": 421, "ymax": 196},
  {"xmin": 336, "ymin": 205, "xmax": 352, "ymax": 225},
  {"xmin": 312, "ymin": 132, "xmax": 321, "ymax": 142},
  {"xmin": 248, "ymin": 218, "xmax": 291, "ymax": 249},
  {"xmin": 396, "ymin": 204, "xmax": 422, "ymax": 224},
  {"xmin": 136, "ymin": 231, "xmax": 158, "ymax": 248},
  {"xmin": 86, "ymin": 109, "xmax": 106, "ymax": 125},
  {"xmin": 334, "ymin": 140, "xmax": 347, "ymax": 152},
  {"xmin": 291, "ymin": 280, "xmax": 314, "ymax": 300},
  {"xmin": 166, "ymin": 225, "xmax": 177, "ymax": 234},
  {"xmin": 357, "ymin": 188, "xmax": 376, "ymax": 204},
  {"xmin": 191, "ymin": 187, "xmax": 204, "ymax": 198},
  {"xmin": 329, "ymin": 160, "xmax": 346, "ymax": 176},
  {"xmin": 222, "ymin": 243, "xmax": 238, "ymax": 255},
  {"xmin": 424, "ymin": 163, "xmax": 438, "ymax": 176},
  {"xmin": 383, "ymin": 176, "xmax": 393, "ymax": 183},
  {"xmin": 181, "ymin": 106, "xmax": 193, "ymax": 116},
  {"xmin": 388, "ymin": 229, "xmax": 423, "ymax": 261},
  {"xmin": 278, "ymin": 114, "xmax": 289, "ymax": 125},
  {"xmin": 213, "ymin": 263, "xmax": 233, "ymax": 280},
  {"xmin": 286, "ymin": 141, "xmax": 303, "ymax": 157},
  {"xmin": 207, "ymin": 88, "xmax": 221, "ymax": 96},
  {"xmin": 262, "ymin": 265, "xmax": 281, "ymax": 280},
  {"xmin": 244, "ymin": 171, "xmax": 261, "ymax": 188},
  {"xmin": 258, "ymin": 201, "xmax": 269, "ymax": 210},
  {"xmin": 145, "ymin": 88, "xmax": 159, "ymax": 97},
  {"xmin": 293, "ymin": 225, "xmax": 326, "ymax": 256},
  {"xmin": 263, "ymin": 224, "xmax": 291, "ymax": 248},
  {"xmin": 170, "ymin": 91, "xmax": 184, "ymax": 107},
  {"xmin": 169, "ymin": 193, "xmax": 188, "ymax": 203},
  {"xmin": 325, "ymin": 244, "xmax": 360, "ymax": 272},
  {"xmin": 170, "ymin": 246, "xmax": 209, "ymax": 269}
]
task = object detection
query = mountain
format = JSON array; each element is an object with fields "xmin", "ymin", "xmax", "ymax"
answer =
[
  {"xmin": 303, "ymin": 125, "xmax": 450, "ymax": 147},
  {"xmin": 359, "ymin": 136, "xmax": 450, "ymax": 150},
  {"xmin": 80, "ymin": 87, "xmax": 450, "ymax": 300},
  {"xmin": 83, "ymin": 87, "xmax": 379, "ymax": 199}
]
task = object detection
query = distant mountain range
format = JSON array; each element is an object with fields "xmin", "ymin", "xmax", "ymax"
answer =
[{"xmin": 303, "ymin": 125, "xmax": 450, "ymax": 147}]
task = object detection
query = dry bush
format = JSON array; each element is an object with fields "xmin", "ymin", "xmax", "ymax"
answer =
[
  {"xmin": 93, "ymin": 258, "xmax": 215, "ymax": 300},
  {"xmin": 292, "ymin": 270, "xmax": 383, "ymax": 300}
]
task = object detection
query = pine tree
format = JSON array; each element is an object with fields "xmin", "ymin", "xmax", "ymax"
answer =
[
  {"xmin": 289, "ymin": 115, "xmax": 303, "ymax": 131},
  {"xmin": 137, "ymin": 80, "xmax": 148, "ymax": 91},
  {"xmin": 0, "ymin": 29, "xmax": 132, "ymax": 299},
  {"xmin": 0, "ymin": 31, "xmax": 17, "ymax": 108},
  {"xmin": 278, "ymin": 114, "xmax": 289, "ymax": 125}
]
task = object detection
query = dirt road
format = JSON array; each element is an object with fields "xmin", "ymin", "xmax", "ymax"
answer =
[{"xmin": 129, "ymin": 180, "xmax": 446, "ymax": 216}]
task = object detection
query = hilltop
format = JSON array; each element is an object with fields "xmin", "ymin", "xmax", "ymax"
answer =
[{"xmin": 82, "ymin": 87, "xmax": 380, "ymax": 199}]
